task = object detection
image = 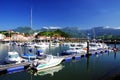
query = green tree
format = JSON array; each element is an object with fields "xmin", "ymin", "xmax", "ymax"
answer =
[{"xmin": 36, "ymin": 29, "xmax": 69, "ymax": 38}]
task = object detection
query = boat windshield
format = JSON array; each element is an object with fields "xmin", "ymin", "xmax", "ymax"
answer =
[
  {"xmin": 45, "ymin": 55, "xmax": 53, "ymax": 62},
  {"xmin": 90, "ymin": 44, "xmax": 96, "ymax": 47},
  {"xmin": 76, "ymin": 45, "xmax": 83, "ymax": 47},
  {"xmin": 70, "ymin": 44, "xmax": 75, "ymax": 47},
  {"xmin": 9, "ymin": 54, "xmax": 19, "ymax": 58},
  {"xmin": 69, "ymin": 48, "xmax": 75, "ymax": 50},
  {"xmin": 76, "ymin": 47, "xmax": 82, "ymax": 50}
]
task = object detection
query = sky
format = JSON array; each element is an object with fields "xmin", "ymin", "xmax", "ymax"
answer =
[{"xmin": 0, "ymin": 0, "xmax": 120, "ymax": 30}]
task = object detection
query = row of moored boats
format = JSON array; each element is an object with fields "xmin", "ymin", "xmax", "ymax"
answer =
[{"xmin": 4, "ymin": 42, "xmax": 110, "ymax": 71}]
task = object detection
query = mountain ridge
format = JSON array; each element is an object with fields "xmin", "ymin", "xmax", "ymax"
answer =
[{"xmin": 12, "ymin": 26, "xmax": 120, "ymax": 39}]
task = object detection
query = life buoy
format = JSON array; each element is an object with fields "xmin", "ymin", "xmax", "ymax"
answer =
[
  {"xmin": 83, "ymin": 48, "xmax": 87, "ymax": 50},
  {"xmin": 113, "ymin": 47, "xmax": 118, "ymax": 51}
]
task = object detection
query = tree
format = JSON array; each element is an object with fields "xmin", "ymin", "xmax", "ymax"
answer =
[{"xmin": 36, "ymin": 29, "xmax": 69, "ymax": 38}]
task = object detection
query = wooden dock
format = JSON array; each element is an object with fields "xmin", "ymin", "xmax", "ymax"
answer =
[
  {"xmin": 0, "ymin": 62, "xmax": 31, "ymax": 72},
  {"xmin": 61, "ymin": 49, "xmax": 110, "ymax": 61}
]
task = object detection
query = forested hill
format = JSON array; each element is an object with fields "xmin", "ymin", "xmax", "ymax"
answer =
[{"xmin": 12, "ymin": 26, "xmax": 120, "ymax": 39}]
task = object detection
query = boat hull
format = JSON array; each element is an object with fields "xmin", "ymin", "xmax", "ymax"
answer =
[{"xmin": 34, "ymin": 57, "xmax": 64, "ymax": 70}]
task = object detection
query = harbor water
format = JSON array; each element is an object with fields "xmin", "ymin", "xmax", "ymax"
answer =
[{"xmin": 0, "ymin": 43, "xmax": 120, "ymax": 80}]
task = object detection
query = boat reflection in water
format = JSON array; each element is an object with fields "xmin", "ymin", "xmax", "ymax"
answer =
[{"xmin": 34, "ymin": 64, "xmax": 64, "ymax": 76}]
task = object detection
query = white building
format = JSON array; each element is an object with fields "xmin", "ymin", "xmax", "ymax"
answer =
[{"xmin": 0, "ymin": 34, "xmax": 5, "ymax": 40}]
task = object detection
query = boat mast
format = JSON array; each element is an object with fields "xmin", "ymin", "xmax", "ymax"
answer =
[
  {"xmin": 93, "ymin": 28, "xmax": 96, "ymax": 41},
  {"xmin": 30, "ymin": 8, "xmax": 32, "ymax": 29},
  {"xmin": 9, "ymin": 30, "xmax": 11, "ymax": 52}
]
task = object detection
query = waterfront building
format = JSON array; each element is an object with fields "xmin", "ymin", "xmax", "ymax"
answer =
[{"xmin": 0, "ymin": 34, "xmax": 5, "ymax": 40}]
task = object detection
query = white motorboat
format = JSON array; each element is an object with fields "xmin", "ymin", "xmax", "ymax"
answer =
[
  {"xmin": 21, "ymin": 53, "xmax": 37, "ymax": 60},
  {"xmin": 35, "ymin": 43, "xmax": 49, "ymax": 48},
  {"xmin": 5, "ymin": 51, "xmax": 24, "ymax": 64},
  {"xmin": 50, "ymin": 43, "xmax": 59, "ymax": 47},
  {"xmin": 33, "ymin": 55, "xmax": 64, "ymax": 70},
  {"xmin": 89, "ymin": 43, "xmax": 108, "ymax": 51},
  {"xmin": 24, "ymin": 42, "xmax": 36, "ymax": 47},
  {"xmin": 5, "ymin": 30, "xmax": 25, "ymax": 64},
  {"xmin": 99, "ymin": 43, "xmax": 109, "ymax": 49},
  {"xmin": 89, "ymin": 43, "xmax": 99, "ymax": 51},
  {"xmin": 66, "ymin": 47, "xmax": 80, "ymax": 53},
  {"xmin": 62, "ymin": 47, "xmax": 86, "ymax": 55}
]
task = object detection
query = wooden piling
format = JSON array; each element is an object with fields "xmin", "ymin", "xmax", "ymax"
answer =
[
  {"xmin": 114, "ymin": 40, "xmax": 116, "ymax": 48},
  {"xmin": 87, "ymin": 40, "xmax": 90, "ymax": 55}
]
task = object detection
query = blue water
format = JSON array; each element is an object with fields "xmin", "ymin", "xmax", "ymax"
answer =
[{"xmin": 0, "ymin": 44, "xmax": 120, "ymax": 80}]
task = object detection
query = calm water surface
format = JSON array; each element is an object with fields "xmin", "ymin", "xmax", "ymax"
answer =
[{"xmin": 0, "ymin": 43, "xmax": 120, "ymax": 80}]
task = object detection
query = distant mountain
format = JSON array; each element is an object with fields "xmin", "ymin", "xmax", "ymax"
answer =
[
  {"xmin": 85, "ymin": 27, "xmax": 120, "ymax": 37},
  {"xmin": 13, "ymin": 27, "xmax": 35, "ymax": 34},
  {"xmin": 12, "ymin": 26, "xmax": 120, "ymax": 39},
  {"xmin": 61, "ymin": 26, "xmax": 120, "ymax": 39},
  {"xmin": 61, "ymin": 27, "xmax": 86, "ymax": 38}
]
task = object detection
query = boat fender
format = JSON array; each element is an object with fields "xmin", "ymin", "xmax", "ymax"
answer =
[
  {"xmin": 95, "ymin": 52, "xmax": 97, "ymax": 54},
  {"xmin": 104, "ymin": 50, "xmax": 108, "ymax": 53},
  {"xmin": 100, "ymin": 51, "xmax": 103, "ymax": 53},
  {"xmin": 33, "ymin": 61, "xmax": 39, "ymax": 67},
  {"xmin": 113, "ymin": 47, "xmax": 118, "ymax": 51}
]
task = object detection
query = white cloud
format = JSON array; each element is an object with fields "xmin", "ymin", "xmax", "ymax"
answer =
[
  {"xmin": 113, "ymin": 27, "xmax": 120, "ymax": 29},
  {"xmin": 43, "ymin": 27, "xmax": 49, "ymax": 29},
  {"xmin": 103, "ymin": 26, "xmax": 110, "ymax": 28},
  {"xmin": 49, "ymin": 26, "xmax": 61, "ymax": 29},
  {"xmin": 103, "ymin": 26, "xmax": 120, "ymax": 29},
  {"xmin": 42, "ymin": 26, "xmax": 61, "ymax": 30}
]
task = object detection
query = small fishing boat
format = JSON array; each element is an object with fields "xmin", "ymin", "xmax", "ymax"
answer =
[
  {"xmin": 24, "ymin": 42, "xmax": 36, "ymax": 47},
  {"xmin": 61, "ymin": 47, "xmax": 86, "ymax": 55},
  {"xmin": 5, "ymin": 51, "xmax": 24, "ymax": 64},
  {"xmin": 21, "ymin": 53, "xmax": 37, "ymax": 60},
  {"xmin": 50, "ymin": 42, "xmax": 59, "ymax": 47},
  {"xmin": 33, "ymin": 55, "xmax": 64, "ymax": 70},
  {"xmin": 21, "ymin": 48, "xmax": 37, "ymax": 60},
  {"xmin": 5, "ymin": 30, "xmax": 25, "ymax": 64},
  {"xmin": 35, "ymin": 43, "xmax": 49, "ymax": 48},
  {"xmin": 89, "ymin": 43, "xmax": 99, "ymax": 51}
]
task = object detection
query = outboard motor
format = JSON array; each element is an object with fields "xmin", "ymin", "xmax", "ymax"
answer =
[
  {"xmin": 29, "ymin": 49, "xmax": 32, "ymax": 53},
  {"xmin": 36, "ymin": 50, "xmax": 43, "ymax": 56}
]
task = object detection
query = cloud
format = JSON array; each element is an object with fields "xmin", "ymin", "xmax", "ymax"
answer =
[
  {"xmin": 103, "ymin": 26, "xmax": 110, "ymax": 28},
  {"xmin": 43, "ymin": 27, "xmax": 49, "ymax": 29},
  {"xmin": 113, "ymin": 27, "xmax": 120, "ymax": 29},
  {"xmin": 103, "ymin": 26, "xmax": 120, "ymax": 29},
  {"xmin": 43, "ymin": 26, "xmax": 61, "ymax": 30},
  {"xmin": 49, "ymin": 26, "xmax": 61, "ymax": 29}
]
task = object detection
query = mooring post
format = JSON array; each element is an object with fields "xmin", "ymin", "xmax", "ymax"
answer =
[
  {"xmin": 87, "ymin": 40, "xmax": 89, "ymax": 55},
  {"xmin": 114, "ymin": 40, "xmax": 116, "ymax": 48},
  {"xmin": 49, "ymin": 41, "xmax": 51, "ymax": 54},
  {"xmin": 86, "ymin": 40, "xmax": 90, "ymax": 71},
  {"xmin": 86, "ymin": 55, "xmax": 90, "ymax": 71},
  {"xmin": 59, "ymin": 43, "xmax": 61, "ymax": 52},
  {"xmin": 113, "ymin": 40, "xmax": 117, "ymax": 51},
  {"xmin": 114, "ymin": 51, "xmax": 117, "ymax": 60}
]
